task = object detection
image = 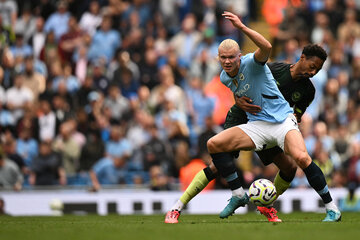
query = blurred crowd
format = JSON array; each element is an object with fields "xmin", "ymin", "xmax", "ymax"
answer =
[{"xmin": 0, "ymin": 0, "xmax": 359, "ymax": 196}]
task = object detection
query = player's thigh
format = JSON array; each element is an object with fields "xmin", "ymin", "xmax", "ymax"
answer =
[
  {"xmin": 284, "ymin": 129, "xmax": 311, "ymax": 168},
  {"xmin": 207, "ymin": 126, "xmax": 255, "ymax": 153}
]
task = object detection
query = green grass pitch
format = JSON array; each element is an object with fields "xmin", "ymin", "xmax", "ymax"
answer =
[{"xmin": 1, "ymin": 212, "xmax": 359, "ymax": 240}]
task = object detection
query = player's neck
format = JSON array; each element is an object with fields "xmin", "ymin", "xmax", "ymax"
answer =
[{"xmin": 289, "ymin": 63, "xmax": 300, "ymax": 81}]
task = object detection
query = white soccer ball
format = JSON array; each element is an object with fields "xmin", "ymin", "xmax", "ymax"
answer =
[
  {"xmin": 49, "ymin": 198, "xmax": 64, "ymax": 216},
  {"xmin": 248, "ymin": 178, "xmax": 277, "ymax": 206}
]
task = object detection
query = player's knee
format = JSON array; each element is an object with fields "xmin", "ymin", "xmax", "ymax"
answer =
[
  {"xmin": 207, "ymin": 137, "xmax": 223, "ymax": 153},
  {"xmin": 207, "ymin": 138, "xmax": 217, "ymax": 153},
  {"xmin": 292, "ymin": 151, "xmax": 311, "ymax": 169}
]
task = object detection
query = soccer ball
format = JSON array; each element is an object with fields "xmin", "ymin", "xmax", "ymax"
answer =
[
  {"xmin": 49, "ymin": 198, "xmax": 64, "ymax": 216},
  {"xmin": 248, "ymin": 179, "xmax": 277, "ymax": 206}
]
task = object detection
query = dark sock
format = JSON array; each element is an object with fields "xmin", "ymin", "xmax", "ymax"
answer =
[
  {"xmin": 210, "ymin": 152, "xmax": 241, "ymax": 190},
  {"xmin": 303, "ymin": 161, "xmax": 332, "ymax": 204},
  {"xmin": 203, "ymin": 167, "xmax": 216, "ymax": 181}
]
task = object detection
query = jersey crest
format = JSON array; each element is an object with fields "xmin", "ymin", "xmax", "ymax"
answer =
[
  {"xmin": 291, "ymin": 91, "xmax": 301, "ymax": 102},
  {"xmin": 239, "ymin": 73, "xmax": 245, "ymax": 81}
]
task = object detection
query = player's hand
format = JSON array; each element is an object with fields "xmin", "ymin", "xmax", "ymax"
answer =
[
  {"xmin": 222, "ymin": 11, "xmax": 245, "ymax": 29},
  {"xmin": 235, "ymin": 96, "xmax": 261, "ymax": 114}
]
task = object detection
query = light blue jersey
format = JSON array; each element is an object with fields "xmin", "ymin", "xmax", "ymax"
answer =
[{"xmin": 220, "ymin": 53, "xmax": 293, "ymax": 123}]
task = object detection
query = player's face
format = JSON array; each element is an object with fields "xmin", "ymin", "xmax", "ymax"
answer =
[
  {"xmin": 298, "ymin": 55, "xmax": 324, "ymax": 79},
  {"xmin": 218, "ymin": 47, "xmax": 241, "ymax": 77}
]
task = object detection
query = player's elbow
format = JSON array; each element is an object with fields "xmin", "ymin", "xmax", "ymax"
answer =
[{"xmin": 263, "ymin": 42, "xmax": 272, "ymax": 52}]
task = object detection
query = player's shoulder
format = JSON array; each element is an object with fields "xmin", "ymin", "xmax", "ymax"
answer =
[
  {"xmin": 305, "ymin": 78, "xmax": 316, "ymax": 93},
  {"xmin": 267, "ymin": 61, "xmax": 291, "ymax": 72},
  {"xmin": 241, "ymin": 52, "xmax": 255, "ymax": 63},
  {"xmin": 220, "ymin": 70, "xmax": 232, "ymax": 83},
  {"xmin": 220, "ymin": 70, "xmax": 228, "ymax": 80}
]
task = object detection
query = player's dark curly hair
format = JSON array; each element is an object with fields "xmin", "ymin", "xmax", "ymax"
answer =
[{"xmin": 302, "ymin": 44, "xmax": 327, "ymax": 61}]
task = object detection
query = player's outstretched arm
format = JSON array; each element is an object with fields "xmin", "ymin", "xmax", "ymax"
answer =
[{"xmin": 222, "ymin": 11, "xmax": 271, "ymax": 63}]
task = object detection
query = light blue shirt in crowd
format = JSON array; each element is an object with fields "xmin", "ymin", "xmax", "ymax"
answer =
[
  {"xmin": 105, "ymin": 138, "xmax": 132, "ymax": 158},
  {"xmin": 88, "ymin": 30, "xmax": 121, "ymax": 63},
  {"xmin": 220, "ymin": 52, "xmax": 293, "ymax": 123},
  {"xmin": 16, "ymin": 138, "xmax": 38, "ymax": 167},
  {"xmin": 52, "ymin": 76, "xmax": 80, "ymax": 94},
  {"xmin": 92, "ymin": 157, "xmax": 123, "ymax": 184},
  {"xmin": 44, "ymin": 12, "xmax": 70, "ymax": 40}
]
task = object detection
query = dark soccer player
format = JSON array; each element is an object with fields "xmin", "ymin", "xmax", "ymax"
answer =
[{"xmin": 165, "ymin": 43, "xmax": 340, "ymax": 223}]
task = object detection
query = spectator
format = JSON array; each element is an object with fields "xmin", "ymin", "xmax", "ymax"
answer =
[
  {"xmin": 14, "ymin": 5, "xmax": 36, "ymax": 44},
  {"xmin": 79, "ymin": 0, "xmax": 102, "ymax": 37},
  {"xmin": 0, "ymin": 0, "xmax": 18, "ymax": 31},
  {"xmin": 140, "ymin": 123, "xmax": 173, "ymax": 172},
  {"xmin": 89, "ymin": 155, "xmax": 128, "ymax": 191},
  {"xmin": 73, "ymin": 44, "xmax": 89, "ymax": 84},
  {"xmin": 104, "ymin": 85, "xmax": 130, "ymax": 121},
  {"xmin": 58, "ymin": 15, "xmax": 87, "ymax": 64},
  {"xmin": 52, "ymin": 95, "xmax": 74, "ymax": 125},
  {"xmin": 337, "ymin": 9, "xmax": 360, "ymax": 44},
  {"xmin": 33, "ymin": 0, "xmax": 56, "ymax": 21},
  {"xmin": 109, "ymin": 50, "xmax": 140, "ymax": 85},
  {"xmin": 0, "ymin": 147, "xmax": 23, "ymax": 191},
  {"xmin": 79, "ymin": 129, "xmax": 105, "ymax": 172},
  {"xmin": 149, "ymin": 64, "xmax": 187, "ymax": 114},
  {"xmin": 29, "ymin": 140, "xmax": 66, "ymax": 186},
  {"xmin": 169, "ymin": 13, "xmax": 202, "ymax": 67},
  {"xmin": 311, "ymin": 11, "xmax": 331, "ymax": 45},
  {"xmin": 185, "ymin": 76, "xmax": 215, "ymax": 140},
  {"xmin": 2, "ymin": 136, "xmax": 26, "ymax": 175},
  {"xmin": 22, "ymin": 56, "xmax": 46, "ymax": 100},
  {"xmin": 44, "ymin": 0, "xmax": 70, "ymax": 41},
  {"xmin": 92, "ymin": 62, "xmax": 110, "ymax": 94},
  {"xmin": 117, "ymin": 67, "xmax": 139, "ymax": 99},
  {"xmin": 0, "ymin": 15, "xmax": 15, "ymax": 46},
  {"xmin": 52, "ymin": 121, "xmax": 81, "ymax": 184},
  {"xmin": 0, "ymin": 90, "xmax": 15, "ymax": 130},
  {"xmin": 30, "ymin": 17, "xmax": 46, "ymax": 59},
  {"xmin": 75, "ymin": 76, "xmax": 95, "ymax": 110},
  {"xmin": 16, "ymin": 127, "xmax": 38, "ymax": 168},
  {"xmin": 5, "ymin": 73, "xmax": 34, "ymax": 122},
  {"xmin": 138, "ymin": 48, "xmax": 159, "ymax": 89},
  {"xmin": 105, "ymin": 125, "xmax": 132, "ymax": 159},
  {"xmin": 87, "ymin": 16, "xmax": 121, "ymax": 64},
  {"xmin": 39, "ymin": 31, "xmax": 58, "ymax": 66},
  {"xmin": 34, "ymin": 99, "xmax": 57, "ymax": 141},
  {"xmin": 149, "ymin": 165, "xmax": 171, "ymax": 191},
  {"xmin": 9, "ymin": 33, "xmax": 33, "ymax": 59},
  {"xmin": 52, "ymin": 63, "xmax": 80, "ymax": 94},
  {"xmin": 190, "ymin": 28, "xmax": 219, "ymax": 84}
]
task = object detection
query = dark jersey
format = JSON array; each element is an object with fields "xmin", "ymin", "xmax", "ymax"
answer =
[{"xmin": 267, "ymin": 62, "xmax": 315, "ymax": 117}]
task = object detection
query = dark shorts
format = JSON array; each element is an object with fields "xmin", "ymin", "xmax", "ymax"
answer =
[{"xmin": 224, "ymin": 104, "xmax": 284, "ymax": 166}]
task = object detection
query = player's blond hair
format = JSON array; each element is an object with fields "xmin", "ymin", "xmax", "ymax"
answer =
[{"xmin": 218, "ymin": 39, "xmax": 240, "ymax": 52}]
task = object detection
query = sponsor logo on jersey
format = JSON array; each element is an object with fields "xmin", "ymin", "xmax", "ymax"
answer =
[
  {"xmin": 292, "ymin": 91, "xmax": 301, "ymax": 102},
  {"xmin": 236, "ymin": 83, "xmax": 250, "ymax": 96}
]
